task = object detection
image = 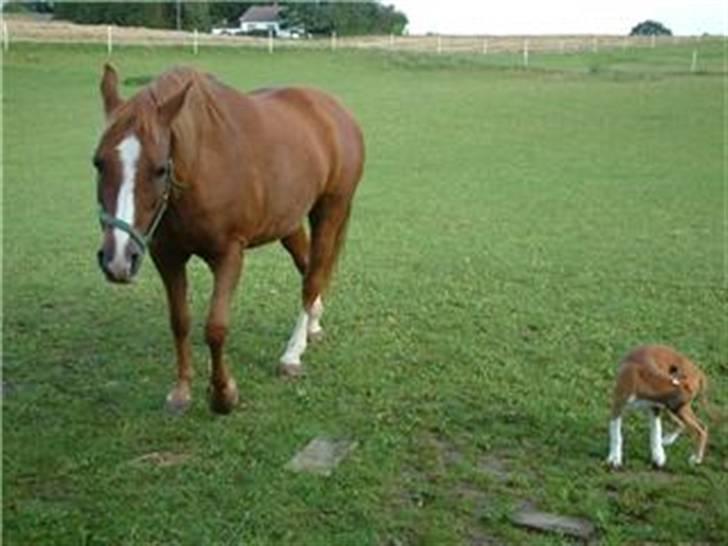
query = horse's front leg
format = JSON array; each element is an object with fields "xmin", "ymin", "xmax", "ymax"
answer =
[
  {"xmin": 204, "ymin": 245, "xmax": 243, "ymax": 414},
  {"xmin": 153, "ymin": 251, "xmax": 193, "ymax": 414}
]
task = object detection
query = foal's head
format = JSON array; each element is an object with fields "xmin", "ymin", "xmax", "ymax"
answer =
[{"xmin": 94, "ymin": 64, "xmax": 190, "ymax": 283}]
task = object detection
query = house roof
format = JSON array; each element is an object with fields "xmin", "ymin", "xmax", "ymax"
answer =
[{"xmin": 239, "ymin": 5, "xmax": 282, "ymax": 23}]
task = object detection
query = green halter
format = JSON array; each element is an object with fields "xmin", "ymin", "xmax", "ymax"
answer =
[{"xmin": 98, "ymin": 159, "xmax": 176, "ymax": 254}]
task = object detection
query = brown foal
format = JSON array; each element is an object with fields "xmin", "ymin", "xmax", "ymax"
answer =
[{"xmin": 93, "ymin": 65, "xmax": 364, "ymax": 414}]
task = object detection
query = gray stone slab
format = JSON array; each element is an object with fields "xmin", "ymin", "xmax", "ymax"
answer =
[
  {"xmin": 511, "ymin": 506, "xmax": 595, "ymax": 540},
  {"xmin": 286, "ymin": 437, "xmax": 358, "ymax": 476}
]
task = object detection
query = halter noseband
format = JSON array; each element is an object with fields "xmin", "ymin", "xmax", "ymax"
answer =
[{"xmin": 98, "ymin": 158, "xmax": 177, "ymax": 255}]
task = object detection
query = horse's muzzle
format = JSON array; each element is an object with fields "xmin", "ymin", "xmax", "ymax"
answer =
[{"xmin": 97, "ymin": 242, "xmax": 143, "ymax": 283}]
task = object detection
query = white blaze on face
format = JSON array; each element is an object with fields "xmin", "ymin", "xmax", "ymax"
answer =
[{"xmin": 109, "ymin": 134, "xmax": 141, "ymax": 270}]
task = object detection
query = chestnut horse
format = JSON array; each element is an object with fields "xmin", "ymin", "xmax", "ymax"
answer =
[{"xmin": 93, "ymin": 65, "xmax": 364, "ymax": 414}]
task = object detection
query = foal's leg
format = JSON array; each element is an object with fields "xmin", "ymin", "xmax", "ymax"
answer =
[
  {"xmin": 649, "ymin": 409, "xmax": 667, "ymax": 467},
  {"xmin": 662, "ymin": 410, "xmax": 685, "ymax": 446},
  {"xmin": 204, "ymin": 245, "xmax": 243, "ymax": 414},
  {"xmin": 675, "ymin": 404, "xmax": 708, "ymax": 465},
  {"xmin": 279, "ymin": 198, "xmax": 351, "ymax": 376},
  {"xmin": 282, "ymin": 227, "xmax": 325, "ymax": 341},
  {"xmin": 152, "ymin": 252, "xmax": 193, "ymax": 414},
  {"xmin": 607, "ymin": 393, "xmax": 629, "ymax": 468}
]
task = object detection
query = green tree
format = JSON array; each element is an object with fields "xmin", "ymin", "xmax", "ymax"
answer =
[
  {"xmin": 630, "ymin": 20, "xmax": 672, "ymax": 36},
  {"xmin": 282, "ymin": 1, "xmax": 407, "ymax": 36},
  {"xmin": 208, "ymin": 2, "xmax": 257, "ymax": 26}
]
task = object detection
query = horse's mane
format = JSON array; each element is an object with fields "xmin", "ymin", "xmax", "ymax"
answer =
[
  {"xmin": 143, "ymin": 67, "xmax": 229, "ymax": 175},
  {"xmin": 106, "ymin": 67, "xmax": 245, "ymax": 181}
]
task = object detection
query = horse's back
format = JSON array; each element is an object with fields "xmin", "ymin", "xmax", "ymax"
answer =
[{"xmin": 249, "ymin": 86, "xmax": 365, "ymax": 192}]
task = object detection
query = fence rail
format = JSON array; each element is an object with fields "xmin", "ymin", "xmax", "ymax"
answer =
[{"xmin": 3, "ymin": 16, "xmax": 714, "ymax": 56}]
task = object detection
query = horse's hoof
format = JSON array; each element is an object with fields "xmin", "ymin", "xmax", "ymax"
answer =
[
  {"xmin": 279, "ymin": 362, "xmax": 306, "ymax": 379},
  {"xmin": 308, "ymin": 329, "xmax": 325, "ymax": 343},
  {"xmin": 208, "ymin": 379, "xmax": 239, "ymax": 415},
  {"xmin": 165, "ymin": 387, "xmax": 191, "ymax": 415}
]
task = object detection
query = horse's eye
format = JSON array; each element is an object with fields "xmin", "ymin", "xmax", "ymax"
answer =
[
  {"xmin": 93, "ymin": 157, "xmax": 104, "ymax": 171},
  {"xmin": 154, "ymin": 165, "xmax": 167, "ymax": 178}
]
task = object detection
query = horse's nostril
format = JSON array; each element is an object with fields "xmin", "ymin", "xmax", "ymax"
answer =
[
  {"xmin": 97, "ymin": 249, "xmax": 106, "ymax": 270},
  {"xmin": 129, "ymin": 250, "xmax": 142, "ymax": 276}
]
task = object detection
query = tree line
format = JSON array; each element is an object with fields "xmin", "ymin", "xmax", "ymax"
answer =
[{"xmin": 7, "ymin": 1, "xmax": 409, "ymax": 35}]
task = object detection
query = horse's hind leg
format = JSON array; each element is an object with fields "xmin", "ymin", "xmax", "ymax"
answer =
[
  {"xmin": 281, "ymin": 226, "xmax": 309, "ymax": 276},
  {"xmin": 279, "ymin": 196, "xmax": 352, "ymax": 376},
  {"xmin": 281, "ymin": 226, "xmax": 324, "ymax": 342}
]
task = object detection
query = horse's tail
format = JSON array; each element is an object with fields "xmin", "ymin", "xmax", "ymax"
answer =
[
  {"xmin": 305, "ymin": 195, "xmax": 353, "ymax": 304},
  {"xmin": 322, "ymin": 199, "xmax": 352, "ymax": 295}
]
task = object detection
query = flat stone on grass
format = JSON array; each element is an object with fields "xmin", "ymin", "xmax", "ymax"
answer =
[
  {"xmin": 286, "ymin": 437, "xmax": 358, "ymax": 477},
  {"xmin": 511, "ymin": 505, "xmax": 595, "ymax": 541}
]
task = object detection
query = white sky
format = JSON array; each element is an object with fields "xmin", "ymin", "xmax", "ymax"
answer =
[{"xmin": 391, "ymin": 0, "xmax": 727, "ymax": 36}]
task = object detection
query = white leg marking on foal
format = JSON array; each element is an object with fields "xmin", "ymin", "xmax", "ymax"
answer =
[
  {"xmin": 649, "ymin": 413, "xmax": 666, "ymax": 467},
  {"xmin": 281, "ymin": 311, "xmax": 309, "ymax": 366},
  {"xmin": 662, "ymin": 429, "xmax": 681, "ymax": 446},
  {"xmin": 109, "ymin": 134, "xmax": 140, "ymax": 270},
  {"xmin": 607, "ymin": 417, "xmax": 623, "ymax": 467},
  {"xmin": 307, "ymin": 296, "xmax": 324, "ymax": 337}
]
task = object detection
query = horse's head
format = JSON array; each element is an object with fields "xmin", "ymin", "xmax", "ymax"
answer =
[{"xmin": 94, "ymin": 64, "xmax": 190, "ymax": 283}]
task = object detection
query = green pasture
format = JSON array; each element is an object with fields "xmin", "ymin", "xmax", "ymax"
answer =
[{"xmin": 3, "ymin": 41, "xmax": 726, "ymax": 544}]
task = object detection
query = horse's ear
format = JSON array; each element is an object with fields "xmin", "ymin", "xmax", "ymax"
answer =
[
  {"xmin": 157, "ymin": 82, "xmax": 192, "ymax": 127},
  {"xmin": 100, "ymin": 63, "xmax": 123, "ymax": 117}
]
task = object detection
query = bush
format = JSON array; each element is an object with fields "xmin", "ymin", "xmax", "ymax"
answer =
[{"xmin": 630, "ymin": 20, "xmax": 672, "ymax": 36}]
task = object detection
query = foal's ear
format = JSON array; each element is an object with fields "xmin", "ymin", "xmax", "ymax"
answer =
[
  {"xmin": 157, "ymin": 82, "xmax": 192, "ymax": 127},
  {"xmin": 100, "ymin": 63, "xmax": 123, "ymax": 117}
]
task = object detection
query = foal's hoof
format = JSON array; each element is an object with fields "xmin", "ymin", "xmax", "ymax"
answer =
[
  {"xmin": 208, "ymin": 380, "xmax": 239, "ymax": 415},
  {"xmin": 165, "ymin": 387, "xmax": 192, "ymax": 415},
  {"xmin": 278, "ymin": 362, "xmax": 306, "ymax": 379}
]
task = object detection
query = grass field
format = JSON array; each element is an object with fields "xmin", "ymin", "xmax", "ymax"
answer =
[{"xmin": 3, "ymin": 41, "xmax": 727, "ymax": 545}]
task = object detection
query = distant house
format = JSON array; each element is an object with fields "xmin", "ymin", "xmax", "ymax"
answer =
[
  {"xmin": 211, "ymin": 3, "xmax": 302, "ymax": 38},
  {"xmin": 238, "ymin": 5, "xmax": 283, "ymax": 35}
]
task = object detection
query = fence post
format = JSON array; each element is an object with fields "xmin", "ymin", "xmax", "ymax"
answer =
[
  {"xmin": 2, "ymin": 21, "xmax": 8, "ymax": 52},
  {"xmin": 106, "ymin": 25, "xmax": 112, "ymax": 56},
  {"xmin": 268, "ymin": 29, "xmax": 274, "ymax": 54},
  {"xmin": 482, "ymin": 38, "xmax": 488, "ymax": 55},
  {"xmin": 390, "ymin": 33, "xmax": 394, "ymax": 49},
  {"xmin": 523, "ymin": 39, "xmax": 529, "ymax": 67},
  {"xmin": 651, "ymin": 34, "xmax": 656, "ymax": 48},
  {"xmin": 691, "ymin": 49, "xmax": 698, "ymax": 72},
  {"xmin": 331, "ymin": 30, "xmax": 336, "ymax": 51},
  {"xmin": 437, "ymin": 34, "xmax": 442, "ymax": 54},
  {"xmin": 193, "ymin": 29, "xmax": 199, "ymax": 55}
]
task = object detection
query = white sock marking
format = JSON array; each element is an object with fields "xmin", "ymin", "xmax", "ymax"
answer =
[
  {"xmin": 607, "ymin": 417, "xmax": 623, "ymax": 467},
  {"xmin": 109, "ymin": 134, "xmax": 140, "ymax": 273},
  {"xmin": 307, "ymin": 296, "xmax": 324, "ymax": 337},
  {"xmin": 662, "ymin": 429, "xmax": 681, "ymax": 446},
  {"xmin": 649, "ymin": 413, "xmax": 666, "ymax": 466},
  {"xmin": 281, "ymin": 311, "xmax": 309, "ymax": 366}
]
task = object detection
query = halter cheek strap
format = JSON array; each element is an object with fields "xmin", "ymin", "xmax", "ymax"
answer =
[{"xmin": 98, "ymin": 159, "xmax": 175, "ymax": 255}]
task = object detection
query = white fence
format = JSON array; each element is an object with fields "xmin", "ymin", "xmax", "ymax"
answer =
[{"xmin": 2, "ymin": 16, "xmax": 713, "ymax": 59}]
